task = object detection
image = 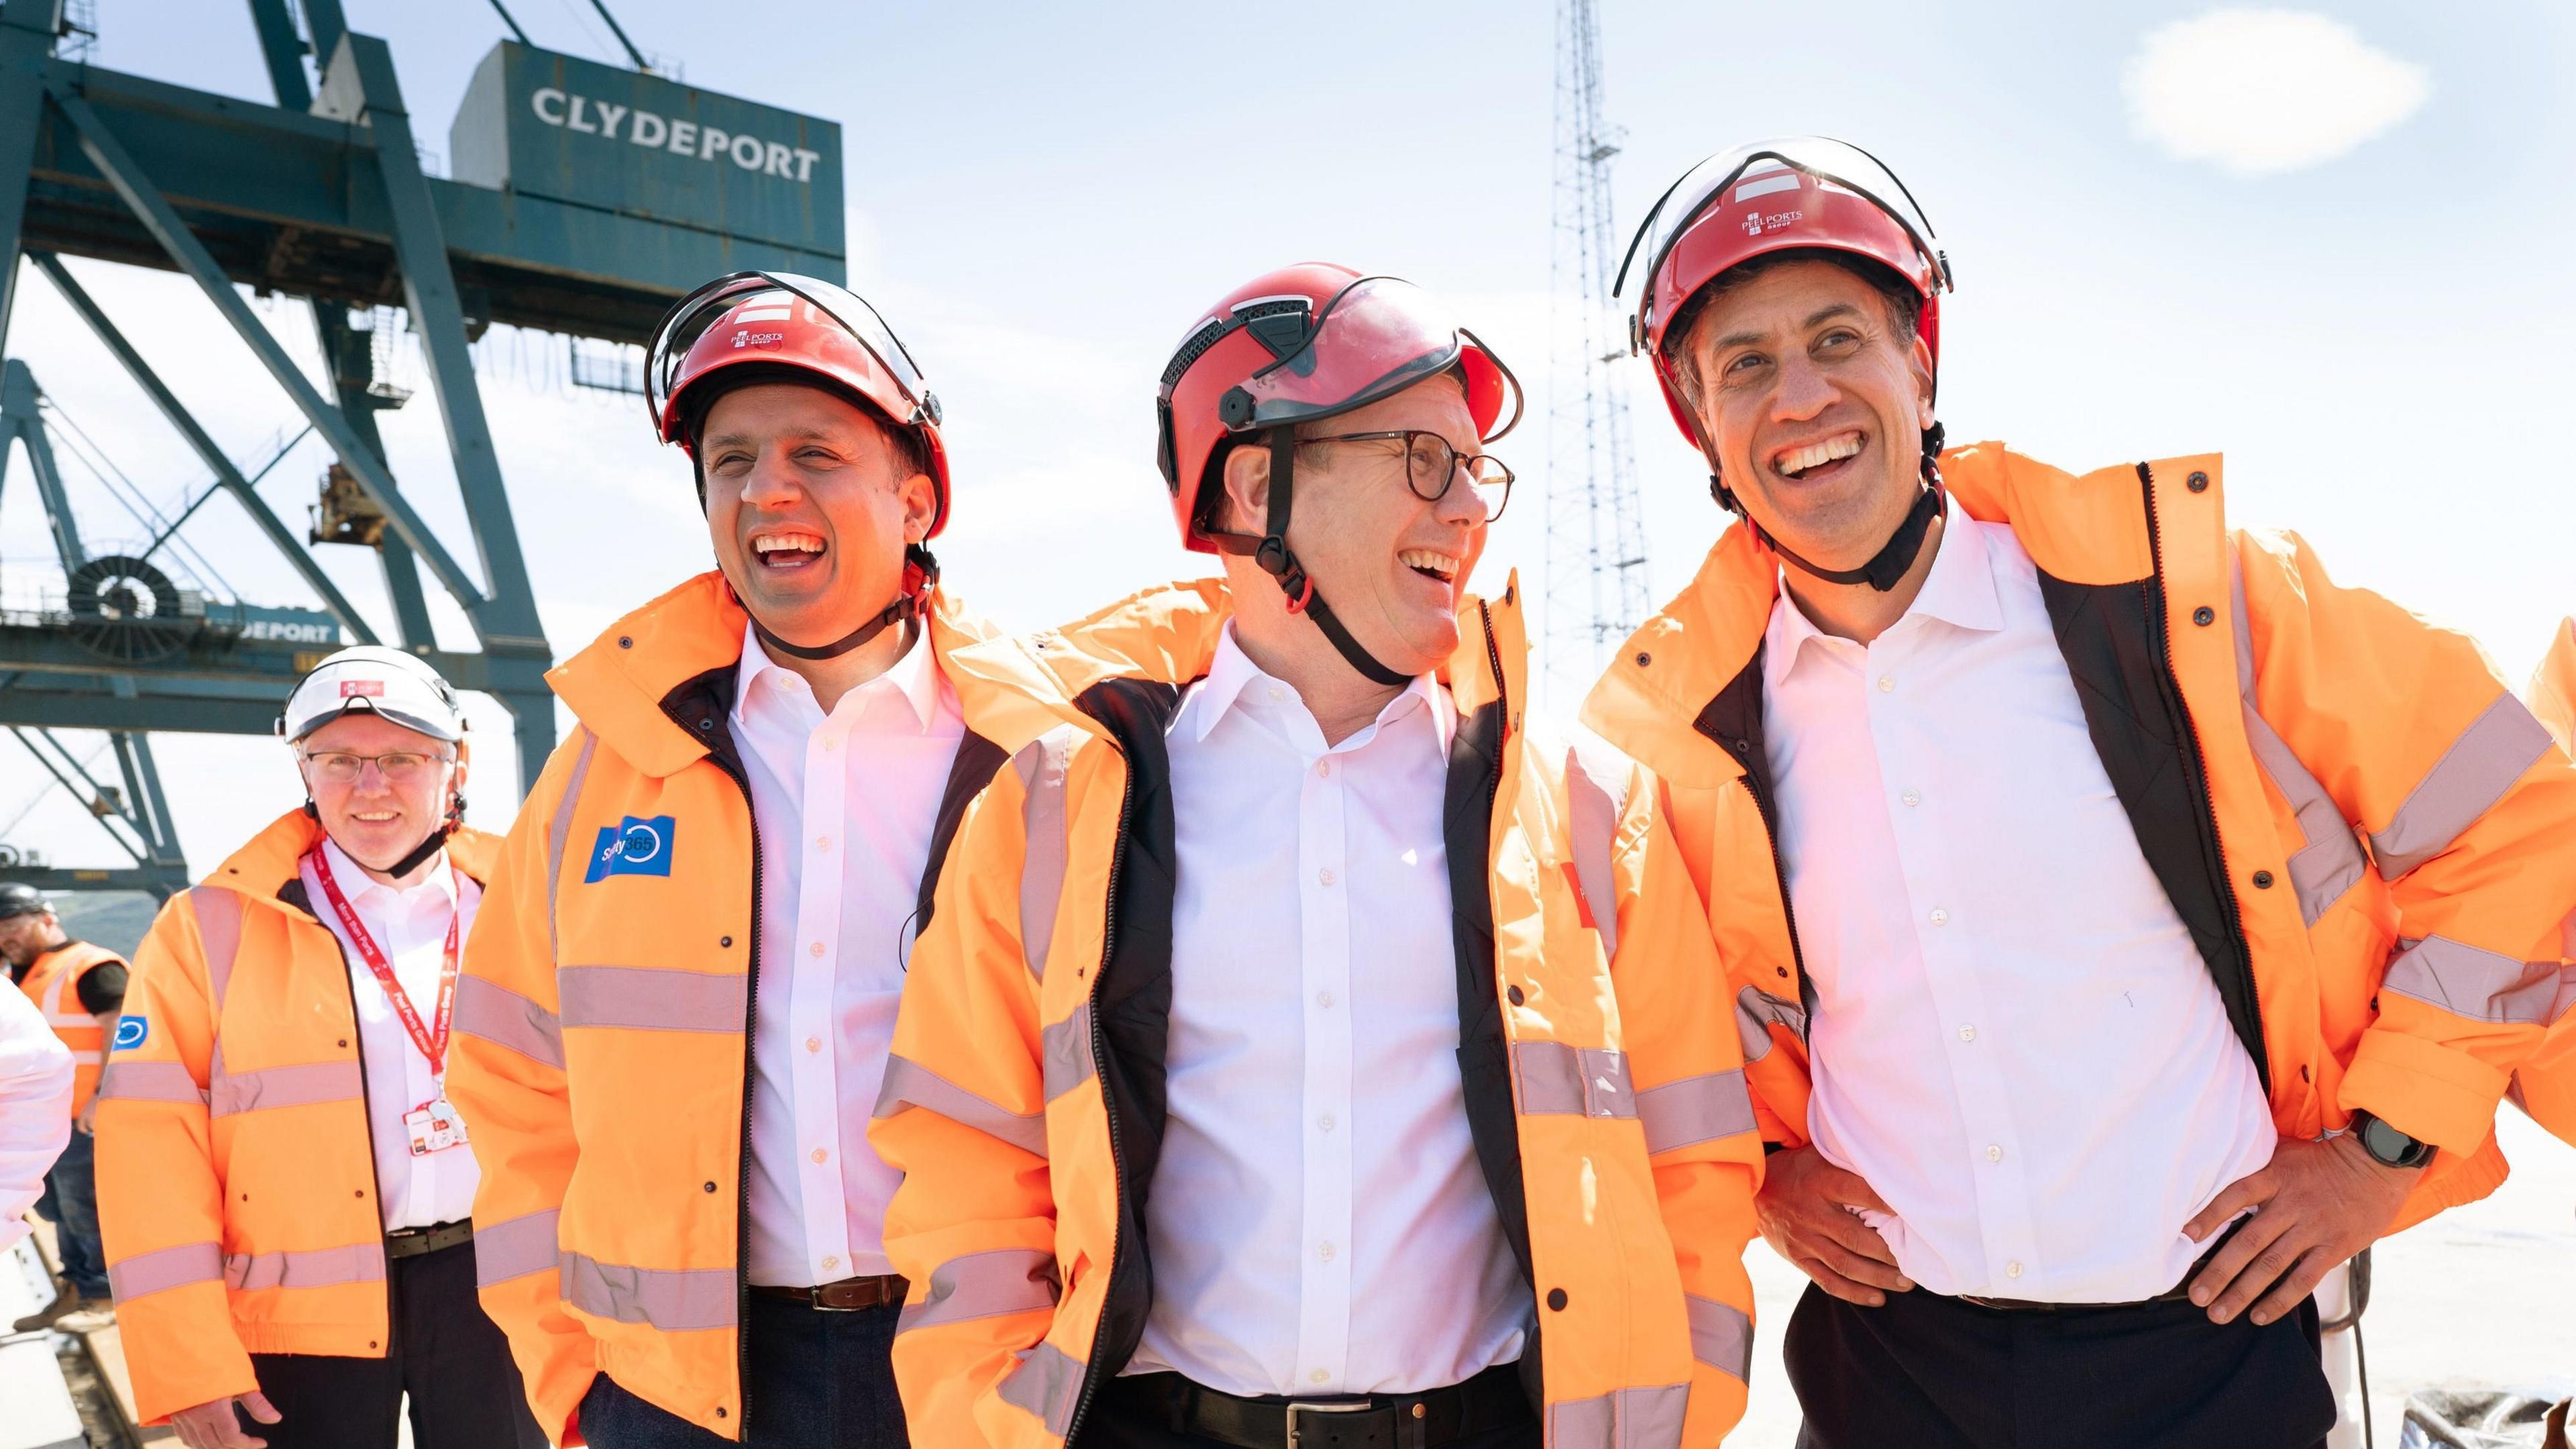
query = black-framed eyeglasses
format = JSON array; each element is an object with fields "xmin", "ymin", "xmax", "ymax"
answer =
[{"xmin": 1299, "ymin": 430, "xmax": 1515, "ymax": 522}]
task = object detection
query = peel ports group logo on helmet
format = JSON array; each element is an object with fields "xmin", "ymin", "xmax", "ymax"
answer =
[
  {"xmin": 585, "ymin": 815, "xmax": 678, "ymax": 883},
  {"xmin": 731, "ymin": 329, "xmax": 786, "ymax": 350},
  {"xmin": 112, "ymin": 1016, "xmax": 148, "ymax": 1052}
]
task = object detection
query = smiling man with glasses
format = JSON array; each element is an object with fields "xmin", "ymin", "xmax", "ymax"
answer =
[
  {"xmin": 870, "ymin": 262, "xmax": 1763, "ymax": 1449},
  {"xmin": 95, "ymin": 646, "xmax": 543, "ymax": 1449}
]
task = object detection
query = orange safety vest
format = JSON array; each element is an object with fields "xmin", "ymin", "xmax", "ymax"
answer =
[
  {"xmin": 15, "ymin": 938, "xmax": 124, "ymax": 1118},
  {"xmin": 447, "ymin": 574, "xmax": 1012, "ymax": 1444},
  {"xmin": 93, "ymin": 810, "xmax": 501, "ymax": 1425},
  {"xmin": 1581, "ymin": 445, "xmax": 2576, "ymax": 1232},
  {"xmin": 2516, "ymin": 618, "xmax": 2576, "ymax": 1143},
  {"xmin": 869, "ymin": 575, "xmax": 1764, "ymax": 1449}
]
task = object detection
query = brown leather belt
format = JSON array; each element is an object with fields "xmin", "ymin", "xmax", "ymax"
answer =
[
  {"xmin": 384, "ymin": 1219, "xmax": 474, "ymax": 1260},
  {"xmin": 749, "ymin": 1274, "xmax": 908, "ymax": 1311}
]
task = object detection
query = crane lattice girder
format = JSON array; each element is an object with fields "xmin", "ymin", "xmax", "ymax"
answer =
[{"xmin": 12, "ymin": 57, "xmax": 839, "ymax": 344}]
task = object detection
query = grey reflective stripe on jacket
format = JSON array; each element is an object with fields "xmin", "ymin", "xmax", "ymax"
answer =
[{"xmin": 1013, "ymin": 730, "xmax": 1075, "ymax": 981}]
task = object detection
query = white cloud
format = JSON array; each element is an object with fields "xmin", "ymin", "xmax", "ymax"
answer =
[{"xmin": 2124, "ymin": 9, "xmax": 2430, "ymax": 177}]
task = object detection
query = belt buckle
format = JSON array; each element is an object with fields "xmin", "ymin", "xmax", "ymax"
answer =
[{"xmin": 1285, "ymin": 1399, "xmax": 1371, "ymax": 1445}]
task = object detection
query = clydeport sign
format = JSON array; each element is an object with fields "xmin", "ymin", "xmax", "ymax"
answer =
[{"xmin": 450, "ymin": 41, "xmax": 846, "ymax": 262}]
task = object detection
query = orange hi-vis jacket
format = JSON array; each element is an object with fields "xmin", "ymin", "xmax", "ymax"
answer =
[
  {"xmin": 15, "ymin": 938, "xmax": 125, "ymax": 1118},
  {"xmin": 447, "ymin": 572, "xmax": 1008, "ymax": 1444},
  {"xmin": 869, "ymin": 576, "xmax": 1765, "ymax": 1449},
  {"xmin": 1582, "ymin": 445, "xmax": 2576, "ymax": 1230},
  {"xmin": 2516, "ymin": 617, "xmax": 2576, "ymax": 1143},
  {"xmin": 92, "ymin": 810, "xmax": 504, "ymax": 1425}
]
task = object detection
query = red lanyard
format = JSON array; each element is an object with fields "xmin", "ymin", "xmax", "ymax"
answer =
[{"xmin": 308, "ymin": 847, "xmax": 460, "ymax": 1079}]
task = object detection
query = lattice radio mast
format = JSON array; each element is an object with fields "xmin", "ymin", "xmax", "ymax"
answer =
[{"xmin": 1545, "ymin": 0, "xmax": 1650, "ymax": 704}]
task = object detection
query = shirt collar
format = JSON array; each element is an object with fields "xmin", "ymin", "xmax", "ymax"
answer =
[
  {"xmin": 317, "ymin": 835, "xmax": 455, "ymax": 911},
  {"xmin": 1185, "ymin": 623, "xmax": 1452, "ymax": 753},
  {"xmin": 1762, "ymin": 506, "xmax": 2004, "ymax": 690},
  {"xmin": 734, "ymin": 619, "xmax": 947, "ymax": 734}
]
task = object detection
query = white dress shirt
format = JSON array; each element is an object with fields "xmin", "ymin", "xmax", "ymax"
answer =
[
  {"xmin": 1761, "ymin": 513, "xmax": 2277, "ymax": 1303},
  {"xmin": 1126, "ymin": 624, "xmax": 1526, "ymax": 1397},
  {"xmin": 734, "ymin": 622, "xmax": 965, "ymax": 1287},
  {"xmin": 0, "ymin": 978, "xmax": 73, "ymax": 1254},
  {"xmin": 301, "ymin": 838, "xmax": 483, "ymax": 1232}
]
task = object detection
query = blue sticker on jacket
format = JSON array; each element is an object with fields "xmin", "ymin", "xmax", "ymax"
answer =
[
  {"xmin": 585, "ymin": 814, "xmax": 677, "ymax": 883},
  {"xmin": 112, "ymin": 1016, "xmax": 148, "ymax": 1051}
]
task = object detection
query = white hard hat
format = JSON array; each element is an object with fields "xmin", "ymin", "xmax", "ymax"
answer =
[{"xmin": 278, "ymin": 646, "xmax": 467, "ymax": 745}]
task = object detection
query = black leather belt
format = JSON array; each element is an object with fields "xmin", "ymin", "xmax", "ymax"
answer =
[
  {"xmin": 748, "ymin": 1274, "xmax": 909, "ymax": 1311},
  {"xmin": 384, "ymin": 1219, "xmax": 473, "ymax": 1259},
  {"xmin": 1100, "ymin": 1362, "xmax": 1531, "ymax": 1449},
  {"xmin": 1955, "ymin": 1221, "xmax": 2239, "ymax": 1313}
]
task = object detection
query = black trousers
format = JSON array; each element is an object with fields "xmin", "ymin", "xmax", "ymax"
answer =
[
  {"xmin": 241, "ymin": 1236, "xmax": 545, "ymax": 1449},
  {"xmin": 578, "ymin": 1296, "xmax": 908, "ymax": 1449},
  {"xmin": 1784, "ymin": 1282, "xmax": 2337, "ymax": 1449}
]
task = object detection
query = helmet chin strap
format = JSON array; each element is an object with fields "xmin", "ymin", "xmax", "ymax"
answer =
[
  {"xmin": 1713, "ymin": 423, "xmax": 1947, "ymax": 594},
  {"xmin": 749, "ymin": 545, "xmax": 938, "ymax": 662},
  {"xmin": 305, "ymin": 788, "xmax": 464, "ymax": 881},
  {"xmin": 1243, "ymin": 429, "xmax": 1413, "ymax": 688}
]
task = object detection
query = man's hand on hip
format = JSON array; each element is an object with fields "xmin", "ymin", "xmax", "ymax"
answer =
[
  {"xmin": 2184, "ymin": 1132, "xmax": 2422, "ymax": 1328},
  {"xmin": 170, "ymin": 1391, "xmax": 280, "ymax": 1449},
  {"xmin": 1756, "ymin": 1143, "xmax": 1915, "ymax": 1306}
]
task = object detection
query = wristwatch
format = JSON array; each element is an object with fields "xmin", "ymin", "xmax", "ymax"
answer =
[{"xmin": 2347, "ymin": 1110, "xmax": 2434, "ymax": 1170}]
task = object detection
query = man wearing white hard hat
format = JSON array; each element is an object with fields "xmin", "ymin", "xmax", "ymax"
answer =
[{"xmin": 94, "ymin": 647, "xmax": 543, "ymax": 1449}]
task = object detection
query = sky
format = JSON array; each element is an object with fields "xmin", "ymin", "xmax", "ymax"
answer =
[{"xmin": 5, "ymin": 0, "xmax": 2573, "ymax": 875}]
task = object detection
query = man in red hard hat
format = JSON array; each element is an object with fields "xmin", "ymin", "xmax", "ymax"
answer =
[
  {"xmin": 873, "ymin": 263, "xmax": 1764, "ymax": 1448},
  {"xmin": 1581, "ymin": 138, "xmax": 2576, "ymax": 1447},
  {"xmin": 449, "ymin": 273, "xmax": 1013, "ymax": 1449}
]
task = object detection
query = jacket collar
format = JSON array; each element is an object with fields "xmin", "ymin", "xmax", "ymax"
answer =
[
  {"xmin": 943, "ymin": 571, "xmax": 1529, "ymax": 755},
  {"xmin": 1580, "ymin": 443, "xmax": 2213, "ymax": 787},
  {"xmin": 548, "ymin": 570, "xmax": 1000, "ymax": 778},
  {"xmin": 204, "ymin": 808, "xmax": 503, "ymax": 916}
]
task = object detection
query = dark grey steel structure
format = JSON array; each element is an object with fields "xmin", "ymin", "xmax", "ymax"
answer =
[{"xmin": 0, "ymin": 0, "xmax": 846, "ymax": 896}]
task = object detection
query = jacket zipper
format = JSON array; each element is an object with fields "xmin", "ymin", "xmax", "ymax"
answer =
[
  {"xmin": 1695, "ymin": 714, "xmax": 1815, "ymax": 1028},
  {"xmin": 2133, "ymin": 462, "xmax": 2269, "ymax": 1093},
  {"xmin": 705, "ymin": 751, "xmax": 765, "ymax": 1435},
  {"xmin": 1735, "ymin": 765, "xmax": 1815, "ymax": 1026},
  {"xmin": 321, "ymin": 926, "xmax": 397, "ymax": 1318},
  {"xmin": 1061, "ymin": 747, "xmax": 1137, "ymax": 1448}
]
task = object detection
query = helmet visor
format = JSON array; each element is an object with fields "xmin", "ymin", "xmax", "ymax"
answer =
[
  {"xmin": 1615, "ymin": 137, "xmax": 1950, "ymax": 305},
  {"xmin": 1224, "ymin": 276, "xmax": 1521, "ymax": 441},
  {"xmin": 645, "ymin": 270, "xmax": 936, "ymax": 438}
]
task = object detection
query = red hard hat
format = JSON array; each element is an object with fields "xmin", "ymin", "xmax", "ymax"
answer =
[
  {"xmin": 1618, "ymin": 138, "xmax": 1951, "ymax": 450},
  {"xmin": 1157, "ymin": 262, "xmax": 1521, "ymax": 554},
  {"xmin": 645, "ymin": 271, "xmax": 952, "ymax": 537}
]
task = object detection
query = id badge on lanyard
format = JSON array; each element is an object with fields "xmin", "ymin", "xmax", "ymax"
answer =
[{"xmin": 309, "ymin": 848, "xmax": 470, "ymax": 1157}]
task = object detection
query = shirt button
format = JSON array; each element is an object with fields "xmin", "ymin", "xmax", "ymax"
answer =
[
  {"xmin": 1319, "ymin": 867, "xmax": 1336, "ymax": 886},
  {"xmin": 1318, "ymin": 1242, "xmax": 1336, "ymax": 1263},
  {"xmin": 1986, "ymin": 1144, "xmax": 2004, "ymax": 1163},
  {"xmin": 815, "ymin": 835, "xmax": 830, "ymax": 851},
  {"xmin": 1268, "ymin": 686, "xmax": 1285, "ymax": 702},
  {"xmin": 2006, "ymin": 1262, "xmax": 2024, "ymax": 1279},
  {"xmin": 1900, "ymin": 788, "xmax": 1921, "ymax": 808},
  {"xmin": 1310, "ymin": 1370, "xmax": 1330, "ymax": 1386},
  {"xmin": 806, "ymin": 1036, "xmax": 822, "ymax": 1053},
  {"xmin": 1877, "ymin": 674, "xmax": 1896, "ymax": 693},
  {"xmin": 821, "ymin": 737, "xmax": 837, "ymax": 751},
  {"xmin": 1316, "ymin": 759, "xmax": 1332, "ymax": 777},
  {"xmin": 822, "ymin": 1255, "xmax": 838, "ymax": 1272},
  {"xmin": 1929, "ymin": 908, "xmax": 1949, "ymax": 926},
  {"xmin": 1959, "ymin": 1025, "xmax": 1976, "ymax": 1042},
  {"xmin": 1316, "ymin": 991, "xmax": 1334, "ymax": 1009},
  {"xmin": 1318, "ymin": 1114, "xmax": 1336, "ymax": 1132},
  {"xmin": 809, "ymin": 941, "xmax": 825, "ymax": 957},
  {"xmin": 810, "ymin": 1148, "xmax": 828, "ymax": 1165}
]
